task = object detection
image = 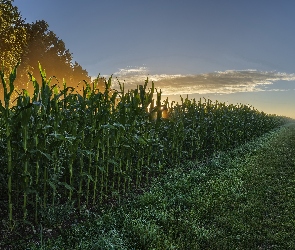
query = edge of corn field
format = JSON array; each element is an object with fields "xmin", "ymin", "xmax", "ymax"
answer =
[{"xmin": 4, "ymin": 122, "xmax": 294, "ymax": 250}]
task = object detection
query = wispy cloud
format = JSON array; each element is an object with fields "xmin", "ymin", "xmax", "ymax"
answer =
[
  {"xmin": 106, "ymin": 67, "xmax": 295, "ymax": 95},
  {"xmin": 113, "ymin": 66, "xmax": 149, "ymax": 76}
]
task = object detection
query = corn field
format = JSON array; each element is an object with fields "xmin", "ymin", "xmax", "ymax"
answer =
[{"xmin": 0, "ymin": 64, "xmax": 286, "ymax": 226}]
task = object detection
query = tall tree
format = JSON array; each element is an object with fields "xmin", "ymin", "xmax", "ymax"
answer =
[
  {"xmin": 17, "ymin": 19, "xmax": 91, "ymax": 91},
  {"xmin": 1, "ymin": 0, "xmax": 91, "ymax": 95}
]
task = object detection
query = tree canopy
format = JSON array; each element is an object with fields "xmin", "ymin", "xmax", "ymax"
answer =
[
  {"xmin": 0, "ymin": 0, "xmax": 26, "ymax": 73},
  {"xmin": 0, "ymin": 0, "xmax": 91, "ymax": 95}
]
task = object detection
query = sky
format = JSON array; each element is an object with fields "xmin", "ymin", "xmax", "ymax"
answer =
[{"xmin": 13, "ymin": 0, "xmax": 295, "ymax": 118}]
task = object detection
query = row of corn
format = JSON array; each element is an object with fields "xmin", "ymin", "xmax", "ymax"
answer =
[{"xmin": 0, "ymin": 64, "xmax": 287, "ymax": 226}]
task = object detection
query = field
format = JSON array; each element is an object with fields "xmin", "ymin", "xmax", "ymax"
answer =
[{"xmin": 0, "ymin": 65, "xmax": 294, "ymax": 249}]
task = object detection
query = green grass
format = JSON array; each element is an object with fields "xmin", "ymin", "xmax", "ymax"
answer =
[{"xmin": 13, "ymin": 123, "xmax": 295, "ymax": 250}]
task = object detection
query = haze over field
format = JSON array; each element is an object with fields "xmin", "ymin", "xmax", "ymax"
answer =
[{"xmin": 13, "ymin": 0, "xmax": 295, "ymax": 118}]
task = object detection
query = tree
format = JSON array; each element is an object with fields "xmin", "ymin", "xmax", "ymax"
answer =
[
  {"xmin": 0, "ymin": 0, "xmax": 27, "ymax": 74},
  {"xmin": 17, "ymin": 19, "xmax": 92, "ymax": 92},
  {"xmin": 1, "ymin": 0, "xmax": 91, "ymax": 95}
]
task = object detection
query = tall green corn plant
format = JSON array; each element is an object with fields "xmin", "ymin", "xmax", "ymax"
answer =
[
  {"xmin": 14, "ymin": 90, "xmax": 33, "ymax": 221},
  {"xmin": 33, "ymin": 64, "xmax": 57, "ymax": 208},
  {"xmin": 28, "ymin": 72, "xmax": 54, "ymax": 219},
  {"xmin": 0, "ymin": 64, "xmax": 18, "ymax": 227}
]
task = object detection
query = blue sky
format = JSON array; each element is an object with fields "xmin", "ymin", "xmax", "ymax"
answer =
[{"xmin": 13, "ymin": 0, "xmax": 295, "ymax": 118}]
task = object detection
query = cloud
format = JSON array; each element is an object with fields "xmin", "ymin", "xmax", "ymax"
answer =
[
  {"xmin": 113, "ymin": 66, "xmax": 149, "ymax": 76},
  {"xmin": 107, "ymin": 67, "xmax": 295, "ymax": 95}
]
